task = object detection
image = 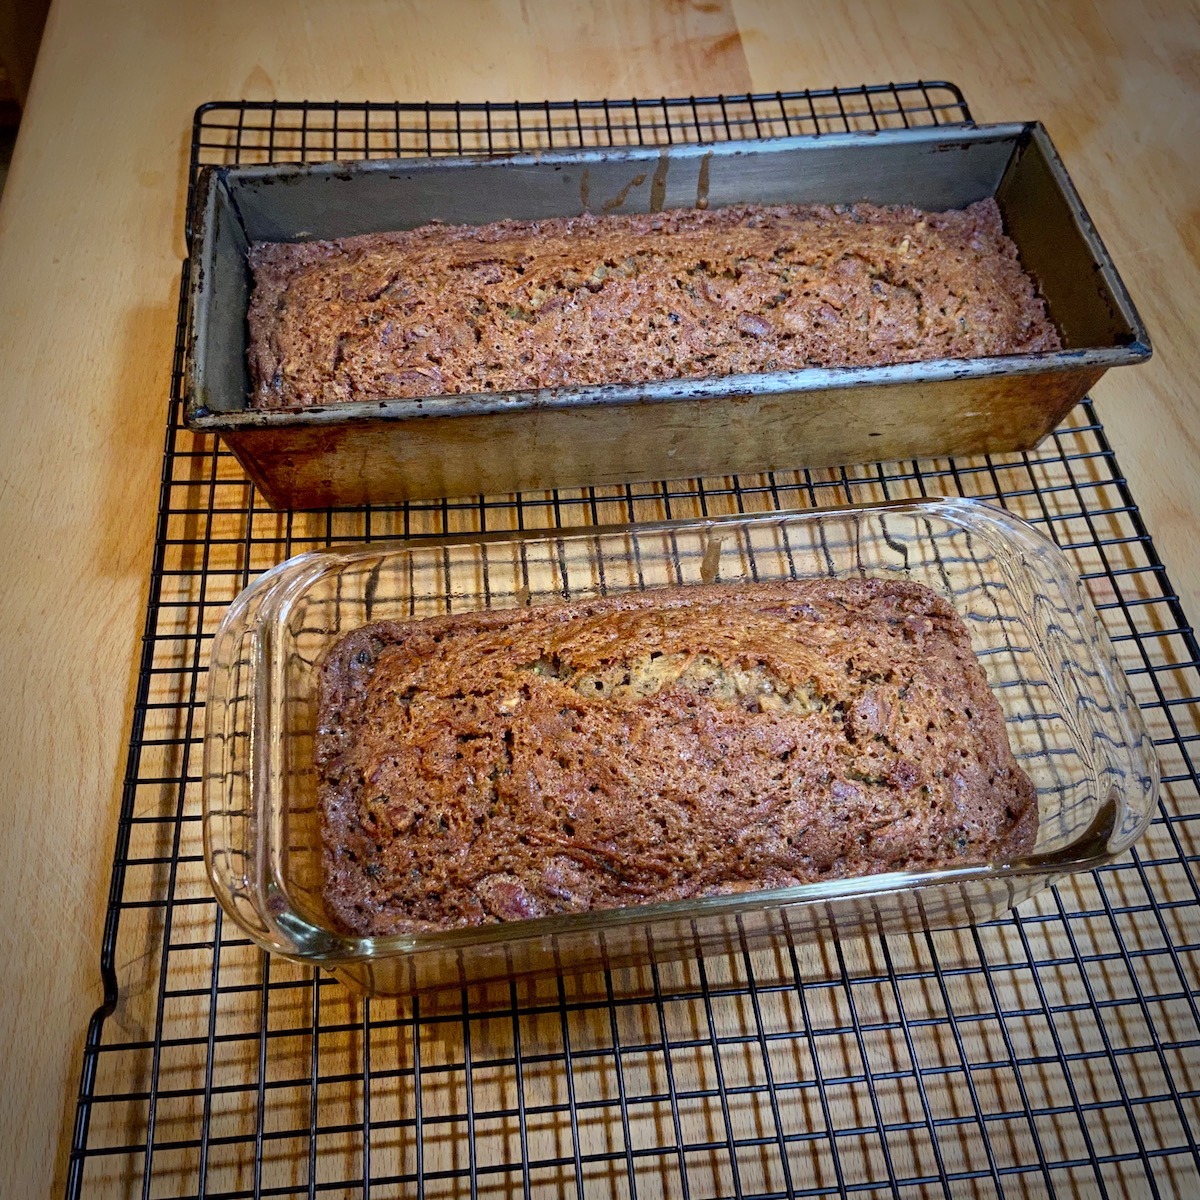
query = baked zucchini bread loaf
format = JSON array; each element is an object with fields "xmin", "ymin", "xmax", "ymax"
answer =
[
  {"xmin": 315, "ymin": 578, "xmax": 1038, "ymax": 935},
  {"xmin": 248, "ymin": 198, "xmax": 1059, "ymax": 408}
]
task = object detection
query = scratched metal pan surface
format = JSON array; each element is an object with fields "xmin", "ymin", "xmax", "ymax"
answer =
[{"xmin": 185, "ymin": 122, "xmax": 1150, "ymax": 509}]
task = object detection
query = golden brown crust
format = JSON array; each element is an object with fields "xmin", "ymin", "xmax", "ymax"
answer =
[
  {"xmin": 247, "ymin": 199, "xmax": 1060, "ymax": 408},
  {"xmin": 316, "ymin": 579, "xmax": 1038, "ymax": 935}
]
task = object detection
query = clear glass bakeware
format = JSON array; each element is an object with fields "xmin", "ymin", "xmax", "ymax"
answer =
[{"xmin": 203, "ymin": 499, "xmax": 1158, "ymax": 996}]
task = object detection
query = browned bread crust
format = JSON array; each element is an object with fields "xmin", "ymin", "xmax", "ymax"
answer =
[
  {"xmin": 247, "ymin": 198, "xmax": 1059, "ymax": 408},
  {"xmin": 316, "ymin": 578, "xmax": 1038, "ymax": 935}
]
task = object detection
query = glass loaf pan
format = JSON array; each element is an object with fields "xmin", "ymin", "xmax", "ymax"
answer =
[{"xmin": 203, "ymin": 499, "xmax": 1158, "ymax": 996}]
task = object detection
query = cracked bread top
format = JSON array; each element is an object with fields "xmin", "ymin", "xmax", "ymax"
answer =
[
  {"xmin": 247, "ymin": 198, "xmax": 1060, "ymax": 408},
  {"xmin": 315, "ymin": 578, "xmax": 1039, "ymax": 935}
]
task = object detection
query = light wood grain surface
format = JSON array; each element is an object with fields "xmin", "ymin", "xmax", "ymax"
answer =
[{"xmin": 0, "ymin": 1, "xmax": 1197, "ymax": 1195}]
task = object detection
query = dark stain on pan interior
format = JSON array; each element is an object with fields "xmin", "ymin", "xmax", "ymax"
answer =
[
  {"xmin": 579, "ymin": 167, "xmax": 590, "ymax": 212},
  {"xmin": 696, "ymin": 150, "xmax": 712, "ymax": 210},
  {"xmin": 601, "ymin": 173, "xmax": 647, "ymax": 211},
  {"xmin": 649, "ymin": 152, "xmax": 669, "ymax": 212}
]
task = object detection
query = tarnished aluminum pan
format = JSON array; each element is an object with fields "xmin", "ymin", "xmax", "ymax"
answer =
[{"xmin": 186, "ymin": 123, "xmax": 1149, "ymax": 508}]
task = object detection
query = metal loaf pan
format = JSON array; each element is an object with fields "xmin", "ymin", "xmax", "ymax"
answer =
[{"xmin": 186, "ymin": 123, "xmax": 1150, "ymax": 509}]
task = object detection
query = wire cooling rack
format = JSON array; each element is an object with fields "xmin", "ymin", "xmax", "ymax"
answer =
[{"xmin": 67, "ymin": 83, "xmax": 1200, "ymax": 1199}]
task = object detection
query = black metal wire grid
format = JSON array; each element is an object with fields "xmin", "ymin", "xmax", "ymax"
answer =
[{"xmin": 67, "ymin": 83, "xmax": 1200, "ymax": 1200}]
